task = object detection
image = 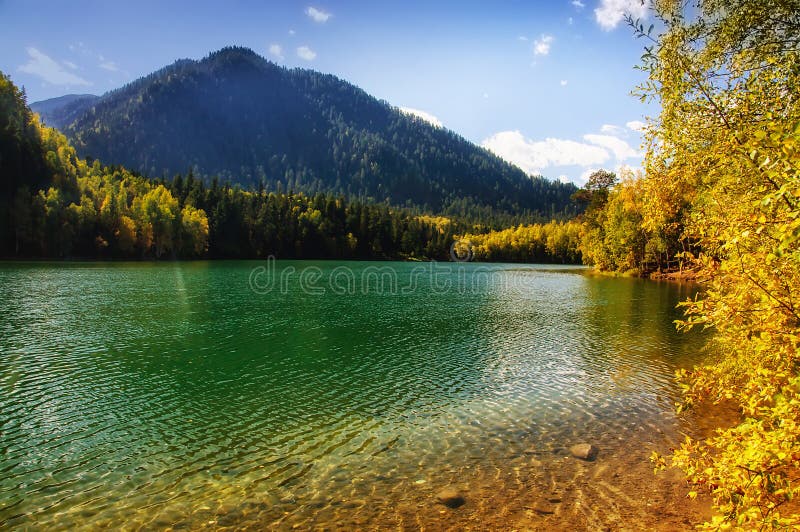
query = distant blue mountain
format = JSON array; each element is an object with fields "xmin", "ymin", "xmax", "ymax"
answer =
[{"xmin": 31, "ymin": 94, "xmax": 99, "ymax": 130}]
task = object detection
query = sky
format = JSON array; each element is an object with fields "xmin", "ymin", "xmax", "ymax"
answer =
[{"xmin": 0, "ymin": 0, "xmax": 656, "ymax": 185}]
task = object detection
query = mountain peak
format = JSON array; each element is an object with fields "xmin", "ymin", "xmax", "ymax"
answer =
[
  {"xmin": 202, "ymin": 46, "xmax": 271, "ymax": 69},
  {"xmin": 206, "ymin": 46, "xmax": 261, "ymax": 61}
]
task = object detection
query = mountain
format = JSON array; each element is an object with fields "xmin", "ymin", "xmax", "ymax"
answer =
[
  {"xmin": 31, "ymin": 94, "xmax": 99, "ymax": 130},
  {"xmin": 32, "ymin": 47, "xmax": 577, "ymax": 218}
]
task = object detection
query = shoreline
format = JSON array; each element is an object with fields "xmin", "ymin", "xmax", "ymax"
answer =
[
  {"xmin": 0, "ymin": 256, "xmax": 586, "ymax": 265},
  {"xmin": 585, "ymin": 266, "xmax": 701, "ymax": 284}
]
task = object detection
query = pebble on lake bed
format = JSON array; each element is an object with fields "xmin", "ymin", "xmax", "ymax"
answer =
[
  {"xmin": 435, "ymin": 488, "xmax": 465, "ymax": 508},
  {"xmin": 569, "ymin": 443, "xmax": 599, "ymax": 461}
]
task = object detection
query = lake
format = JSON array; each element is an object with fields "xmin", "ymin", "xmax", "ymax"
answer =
[{"xmin": 0, "ymin": 261, "xmax": 710, "ymax": 529}]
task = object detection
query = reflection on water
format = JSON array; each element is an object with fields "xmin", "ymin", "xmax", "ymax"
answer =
[{"xmin": 0, "ymin": 261, "xmax": 708, "ymax": 530}]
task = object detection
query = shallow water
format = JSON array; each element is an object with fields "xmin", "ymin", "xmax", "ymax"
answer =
[{"xmin": 0, "ymin": 261, "xmax": 707, "ymax": 530}]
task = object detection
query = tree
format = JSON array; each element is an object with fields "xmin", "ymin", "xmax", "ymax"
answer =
[
  {"xmin": 575, "ymin": 169, "xmax": 618, "ymax": 270},
  {"xmin": 0, "ymin": 72, "xmax": 48, "ymax": 252},
  {"xmin": 180, "ymin": 205, "xmax": 209, "ymax": 257},
  {"xmin": 637, "ymin": 0, "xmax": 800, "ymax": 528},
  {"xmin": 116, "ymin": 215, "xmax": 137, "ymax": 255},
  {"xmin": 572, "ymin": 169, "xmax": 617, "ymax": 211},
  {"xmin": 133, "ymin": 185, "xmax": 179, "ymax": 257}
]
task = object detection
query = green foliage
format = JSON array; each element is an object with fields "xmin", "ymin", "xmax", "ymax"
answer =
[
  {"xmin": 0, "ymin": 72, "xmax": 50, "ymax": 252},
  {"xmin": 172, "ymin": 178, "xmax": 463, "ymax": 260}
]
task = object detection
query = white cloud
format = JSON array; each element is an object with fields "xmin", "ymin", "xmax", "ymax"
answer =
[
  {"xmin": 481, "ymin": 127, "xmax": 642, "ymax": 183},
  {"xmin": 568, "ymin": 16, "xmax": 574, "ymax": 25},
  {"xmin": 305, "ymin": 6, "xmax": 331, "ymax": 23},
  {"xmin": 268, "ymin": 43, "xmax": 284, "ymax": 60},
  {"xmin": 65, "ymin": 43, "xmax": 127, "ymax": 76},
  {"xmin": 600, "ymin": 123, "xmax": 623, "ymax": 135},
  {"xmin": 481, "ymin": 131, "xmax": 610, "ymax": 175},
  {"xmin": 626, "ymin": 119, "xmax": 646, "ymax": 132},
  {"xmin": 595, "ymin": 0, "xmax": 649, "ymax": 31},
  {"xmin": 572, "ymin": 0, "xmax": 585, "ymax": 8},
  {"xmin": 560, "ymin": 79, "xmax": 568, "ymax": 86},
  {"xmin": 533, "ymin": 34, "xmax": 554, "ymax": 56},
  {"xmin": 583, "ymin": 133, "xmax": 640, "ymax": 160},
  {"xmin": 99, "ymin": 60, "xmax": 119, "ymax": 72},
  {"xmin": 19, "ymin": 47, "xmax": 90, "ymax": 86},
  {"xmin": 518, "ymin": 35, "xmax": 528, "ymax": 41},
  {"xmin": 400, "ymin": 107, "xmax": 443, "ymax": 128},
  {"xmin": 288, "ymin": 29, "xmax": 296, "ymax": 36},
  {"xmin": 63, "ymin": 60, "xmax": 78, "ymax": 70},
  {"xmin": 296, "ymin": 46, "xmax": 317, "ymax": 61}
]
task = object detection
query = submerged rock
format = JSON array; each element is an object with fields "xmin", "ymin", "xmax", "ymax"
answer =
[
  {"xmin": 533, "ymin": 505, "xmax": 556, "ymax": 515},
  {"xmin": 525, "ymin": 499, "xmax": 559, "ymax": 515},
  {"xmin": 436, "ymin": 488, "xmax": 466, "ymax": 508},
  {"xmin": 569, "ymin": 443, "xmax": 599, "ymax": 461}
]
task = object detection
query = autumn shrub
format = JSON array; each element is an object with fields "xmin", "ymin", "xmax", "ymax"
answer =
[{"xmin": 640, "ymin": 0, "xmax": 800, "ymax": 528}]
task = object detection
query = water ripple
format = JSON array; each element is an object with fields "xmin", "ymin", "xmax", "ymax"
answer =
[{"xmin": 0, "ymin": 261, "xmax": 707, "ymax": 529}]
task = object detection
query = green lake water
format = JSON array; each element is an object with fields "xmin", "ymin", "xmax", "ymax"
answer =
[{"xmin": 0, "ymin": 261, "xmax": 706, "ymax": 529}]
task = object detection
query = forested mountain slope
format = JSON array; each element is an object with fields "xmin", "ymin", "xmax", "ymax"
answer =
[
  {"xmin": 32, "ymin": 47, "xmax": 577, "ymax": 219},
  {"xmin": 3, "ymin": 71, "xmax": 580, "ymax": 261}
]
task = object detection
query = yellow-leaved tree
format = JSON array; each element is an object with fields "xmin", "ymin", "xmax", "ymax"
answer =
[
  {"xmin": 640, "ymin": 0, "xmax": 800, "ymax": 528},
  {"xmin": 132, "ymin": 185, "xmax": 180, "ymax": 257},
  {"xmin": 180, "ymin": 204, "xmax": 209, "ymax": 257}
]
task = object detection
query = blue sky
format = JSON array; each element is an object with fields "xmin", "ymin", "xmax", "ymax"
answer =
[{"xmin": 0, "ymin": 0, "xmax": 655, "ymax": 184}]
